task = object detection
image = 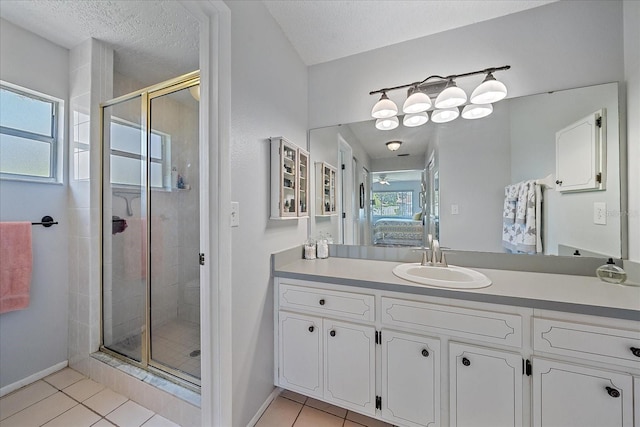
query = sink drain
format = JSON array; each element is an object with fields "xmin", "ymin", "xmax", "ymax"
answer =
[{"xmin": 189, "ymin": 349, "xmax": 201, "ymax": 357}]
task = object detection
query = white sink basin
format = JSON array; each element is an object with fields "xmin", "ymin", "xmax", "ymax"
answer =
[{"xmin": 392, "ymin": 263, "xmax": 492, "ymax": 289}]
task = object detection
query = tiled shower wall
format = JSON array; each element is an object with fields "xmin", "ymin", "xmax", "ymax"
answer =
[{"xmin": 68, "ymin": 39, "xmax": 113, "ymax": 372}]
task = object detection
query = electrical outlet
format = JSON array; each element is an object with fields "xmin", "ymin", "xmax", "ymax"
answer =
[
  {"xmin": 231, "ymin": 202, "xmax": 240, "ymax": 227},
  {"xmin": 593, "ymin": 202, "xmax": 606, "ymax": 225},
  {"xmin": 451, "ymin": 204, "xmax": 459, "ymax": 215}
]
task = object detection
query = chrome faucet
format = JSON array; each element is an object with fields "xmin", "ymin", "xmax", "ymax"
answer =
[{"xmin": 430, "ymin": 239, "xmax": 448, "ymax": 267}]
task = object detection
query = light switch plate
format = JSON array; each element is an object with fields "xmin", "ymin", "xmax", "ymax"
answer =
[
  {"xmin": 231, "ymin": 201, "xmax": 239, "ymax": 227},
  {"xmin": 593, "ymin": 202, "xmax": 606, "ymax": 225},
  {"xmin": 451, "ymin": 204, "xmax": 459, "ymax": 215}
]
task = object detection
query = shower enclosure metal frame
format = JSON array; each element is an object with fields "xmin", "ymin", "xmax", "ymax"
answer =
[{"xmin": 99, "ymin": 71, "xmax": 201, "ymax": 388}]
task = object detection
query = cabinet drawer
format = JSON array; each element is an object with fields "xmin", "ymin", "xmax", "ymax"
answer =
[
  {"xmin": 533, "ymin": 318, "xmax": 640, "ymax": 369},
  {"xmin": 279, "ymin": 284, "xmax": 374, "ymax": 322},
  {"xmin": 381, "ymin": 297, "xmax": 522, "ymax": 347}
]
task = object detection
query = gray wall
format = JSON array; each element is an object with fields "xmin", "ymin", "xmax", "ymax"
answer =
[
  {"xmin": 0, "ymin": 19, "xmax": 70, "ymax": 389},
  {"xmin": 225, "ymin": 2, "xmax": 309, "ymax": 425}
]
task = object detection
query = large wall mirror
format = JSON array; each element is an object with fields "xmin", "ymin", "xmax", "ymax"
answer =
[{"xmin": 309, "ymin": 82, "xmax": 625, "ymax": 259}]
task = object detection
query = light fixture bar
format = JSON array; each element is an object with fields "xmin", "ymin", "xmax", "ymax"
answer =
[{"xmin": 368, "ymin": 65, "xmax": 511, "ymax": 96}]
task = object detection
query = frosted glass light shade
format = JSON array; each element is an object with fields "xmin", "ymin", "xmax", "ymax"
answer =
[
  {"xmin": 470, "ymin": 74, "xmax": 507, "ymax": 104},
  {"xmin": 434, "ymin": 83, "xmax": 467, "ymax": 109},
  {"xmin": 375, "ymin": 116, "xmax": 399, "ymax": 130},
  {"xmin": 386, "ymin": 141, "xmax": 402, "ymax": 151},
  {"xmin": 462, "ymin": 103, "xmax": 493, "ymax": 119},
  {"xmin": 371, "ymin": 93, "xmax": 398, "ymax": 119},
  {"xmin": 402, "ymin": 89, "xmax": 432, "ymax": 114},
  {"xmin": 431, "ymin": 107, "xmax": 459, "ymax": 123},
  {"xmin": 403, "ymin": 112, "xmax": 429, "ymax": 127}
]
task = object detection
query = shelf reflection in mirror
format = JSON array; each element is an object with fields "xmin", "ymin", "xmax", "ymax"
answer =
[{"xmin": 309, "ymin": 82, "xmax": 623, "ymax": 258}]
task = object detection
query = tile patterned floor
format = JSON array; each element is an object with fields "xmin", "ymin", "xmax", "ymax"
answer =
[
  {"xmin": 0, "ymin": 368, "xmax": 181, "ymax": 427},
  {"xmin": 255, "ymin": 390, "xmax": 394, "ymax": 427}
]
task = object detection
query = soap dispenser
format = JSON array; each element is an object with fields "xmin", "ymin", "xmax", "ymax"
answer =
[{"xmin": 596, "ymin": 258, "xmax": 627, "ymax": 284}]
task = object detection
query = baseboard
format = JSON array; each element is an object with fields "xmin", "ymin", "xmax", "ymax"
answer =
[
  {"xmin": 0, "ymin": 360, "xmax": 67, "ymax": 397},
  {"xmin": 246, "ymin": 387, "xmax": 282, "ymax": 427}
]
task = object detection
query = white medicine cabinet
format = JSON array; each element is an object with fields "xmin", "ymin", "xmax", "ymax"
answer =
[
  {"xmin": 555, "ymin": 109, "xmax": 606, "ymax": 192},
  {"xmin": 270, "ymin": 137, "xmax": 309, "ymax": 219},
  {"xmin": 316, "ymin": 162, "xmax": 337, "ymax": 216}
]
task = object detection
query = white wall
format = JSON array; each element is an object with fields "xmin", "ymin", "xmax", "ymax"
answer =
[
  {"xmin": 225, "ymin": 1, "xmax": 308, "ymax": 425},
  {"xmin": 308, "ymin": 1, "xmax": 634, "ymax": 255},
  {"xmin": 624, "ymin": 0, "xmax": 640, "ymax": 262},
  {"xmin": 0, "ymin": 19, "xmax": 70, "ymax": 388}
]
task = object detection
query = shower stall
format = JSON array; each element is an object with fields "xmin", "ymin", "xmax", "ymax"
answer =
[{"xmin": 100, "ymin": 72, "xmax": 201, "ymax": 386}]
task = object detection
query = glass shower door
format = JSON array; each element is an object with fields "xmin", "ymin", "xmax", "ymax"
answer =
[
  {"xmin": 102, "ymin": 94, "xmax": 147, "ymax": 363},
  {"xmin": 148, "ymin": 83, "xmax": 201, "ymax": 382}
]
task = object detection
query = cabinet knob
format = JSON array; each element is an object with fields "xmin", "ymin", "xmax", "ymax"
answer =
[
  {"xmin": 308, "ymin": 326, "xmax": 314, "ymax": 333},
  {"xmin": 421, "ymin": 349, "xmax": 429, "ymax": 358},
  {"xmin": 462, "ymin": 357, "xmax": 471, "ymax": 366},
  {"xmin": 630, "ymin": 347, "xmax": 640, "ymax": 357},
  {"xmin": 330, "ymin": 330, "xmax": 336, "ymax": 337},
  {"xmin": 606, "ymin": 386, "xmax": 620, "ymax": 398},
  {"xmin": 319, "ymin": 299, "xmax": 325, "ymax": 306},
  {"xmin": 555, "ymin": 180, "xmax": 563, "ymax": 185}
]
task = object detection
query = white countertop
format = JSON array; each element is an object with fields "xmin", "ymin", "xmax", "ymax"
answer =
[{"xmin": 274, "ymin": 257, "xmax": 640, "ymax": 319}]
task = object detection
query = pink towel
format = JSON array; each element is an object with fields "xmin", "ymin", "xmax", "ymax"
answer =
[{"xmin": 0, "ymin": 222, "xmax": 33, "ymax": 314}]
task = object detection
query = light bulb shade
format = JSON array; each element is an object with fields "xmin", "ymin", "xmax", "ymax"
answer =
[
  {"xmin": 371, "ymin": 93, "xmax": 398, "ymax": 119},
  {"xmin": 431, "ymin": 107, "xmax": 460, "ymax": 123},
  {"xmin": 189, "ymin": 85, "xmax": 200, "ymax": 101},
  {"xmin": 470, "ymin": 74, "xmax": 507, "ymax": 104},
  {"xmin": 403, "ymin": 112, "xmax": 429, "ymax": 127},
  {"xmin": 386, "ymin": 141, "xmax": 402, "ymax": 151},
  {"xmin": 434, "ymin": 81, "xmax": 467, "ymax": 109},
  {"xmin": 375, "ymin": 116, "xmax": 399, "ymax": 130},
  {"xmin": 461, "ymin": 103, "xmax": 493, "ymax": 119},
  {"xmin": 402, "ymin": 88, "xmax": 432, "ymax": 114}
]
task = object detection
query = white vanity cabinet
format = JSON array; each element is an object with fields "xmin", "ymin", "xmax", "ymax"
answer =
[
  {"xmin": 532, "ymin": 357, "xmax": 633, "ymax": 427},
  {"xmin": 531, "ymin": 313, "xmax": 640, "ymax": 427},
  {"xmin": 381, "ymin": 330, "xmax": 440, "ymax": 427},
  {"xmin": 323, "ymin": 318, "xmax": 376, "ymax": 415},
  {"xmin": 274, "ymin": 277, "xmax": 640, "ymax": 427},
  {"xmin": 449, "ymin": 342, "xmax": 523, "ymax": 427},
  {"xmin": 278, "ymin": 311, "xmax": 323, "ymax": 398}
]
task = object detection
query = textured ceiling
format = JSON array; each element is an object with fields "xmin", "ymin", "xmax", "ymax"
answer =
[
  {"xmin": 0, "ymin": 0, "xmax": 199, "ymax": 86},
  {"xmin": 263, "ymin": 0, "xmax": 557, "ymax": 65}
]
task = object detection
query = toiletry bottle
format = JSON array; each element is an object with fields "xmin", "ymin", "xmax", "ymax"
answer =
[
  {"xmin": 317, "ymin": 233, "xmax": 329, "ymax": 259},
  {"xmin": 304, "ymin": 239, "xmax": 317, "ymax": 260},
  {"xmin": 596, "ymin": 258, "xmax": 627, "ymax": 284}
]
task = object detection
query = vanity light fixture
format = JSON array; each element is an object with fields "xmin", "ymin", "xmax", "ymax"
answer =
[
  {"xmin": 371, "ymin": 92, "xmax": 398, "ymax": 119},
  {"xmin": 386, "ymin": 140, "xmax": 402, "ymax": 151},
  {"xmin": 403, "ymin": 112, "xmax": 429, "ymax": 127},
  {"xmin": 369, "ymin": 65, "xmax": 510, "ymax": 129},
  {"xmin": 376, "ymin": 116, "xmax": 399, "ymax": 130},
  {"xmin": 431, "ymin": 107, "xmax": 460, "ymax": 123},
  {"xmin": 461, "ymin": 103, "xmax": 493, "ymax": 119}
]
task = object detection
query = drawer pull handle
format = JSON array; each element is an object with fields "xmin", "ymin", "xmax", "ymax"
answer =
[
  {"xmin": 330, "ymin": 330, "xmax": 336, "ymax": 337},
  {"xmin": 319, "ymin": 299, "xmax": 325, "ymax": 306},
  {"xmin": 630, "ymin": 347, "xmax": 640, "ymax": 357},
  {"xmin": 421, "ymin": 349, "xmax": 429, "ymax": 358},
  {"xmin": 462, "ymin": 357, "xmax": 471, "ymax": 367},
  {"xmin": 606, "ymin": 387, "xmax": 620, "ymax": 398},
  {"xmin": 308, "ymin": 326, "xmax": 314, "ymax": 333}
]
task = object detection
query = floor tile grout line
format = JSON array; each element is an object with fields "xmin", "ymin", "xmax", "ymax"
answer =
[{"xmin": 0, "ymin": 385, "xmax": 58, "ymax": 422}]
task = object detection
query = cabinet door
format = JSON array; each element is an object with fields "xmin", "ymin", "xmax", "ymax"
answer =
[
  {"xmin": 278, "ymin": 312, "xmax": 323, "ymax": 398},
  {"xmin": 450, "ymin": 342, "xmax": 523, "ymax": 427},
  {"xmin": 382, "ymin": 330, "xmax": 440, "ymax": 427},
  {"xmin": 532, "ymin": 357, "xmax": 633, "ymax": 427},
  {"xmin": 297, "ymin": 149, "xmax": 309, "ymax": 217},
  {"xmin": 324, "ymin": 319, "xmax": 376, "ymax": 415}
]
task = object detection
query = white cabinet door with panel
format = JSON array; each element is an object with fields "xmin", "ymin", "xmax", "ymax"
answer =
[
  {"xmin": 323, "ymin": 318, "xmax": 376, "ymax": 416},
  {"xmin": 532, "ymin": 357, "xmax": 633, "ymax": 427},
  {"xmin": 381, "ymin": 330, "xmax": 440, "ymax": 427},
  {"xmin": 449, "ymin": 342, "xmax": 523, "ymax": 427},
  {"xmin": 278, "ymin": 312, "xmax": 323, "ymax": 398}
]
